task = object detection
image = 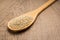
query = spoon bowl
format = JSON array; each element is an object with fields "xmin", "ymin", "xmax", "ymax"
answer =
[{"xmin": 8, "ymin": 12, "xmax": 36, "ymax": 31}]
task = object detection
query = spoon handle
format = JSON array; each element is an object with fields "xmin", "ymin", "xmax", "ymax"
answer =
[{"xmin": 34, "ymin": 0, "xmax": 55, "ymax": 15}]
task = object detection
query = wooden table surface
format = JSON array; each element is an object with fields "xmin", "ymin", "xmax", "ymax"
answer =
[{"xmin": 0, "ymin": 0, "xmax": 60, "ymax": 40}]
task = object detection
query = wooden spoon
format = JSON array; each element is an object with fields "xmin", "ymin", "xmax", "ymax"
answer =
[{"xmin": 8, "ymin": 0, "xmax": 55, "ymax": 31}]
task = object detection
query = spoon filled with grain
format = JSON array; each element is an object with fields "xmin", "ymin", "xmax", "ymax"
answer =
[{"xmin": 8, "ymin": 0, "xmax": 55, "ymax": 31}]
